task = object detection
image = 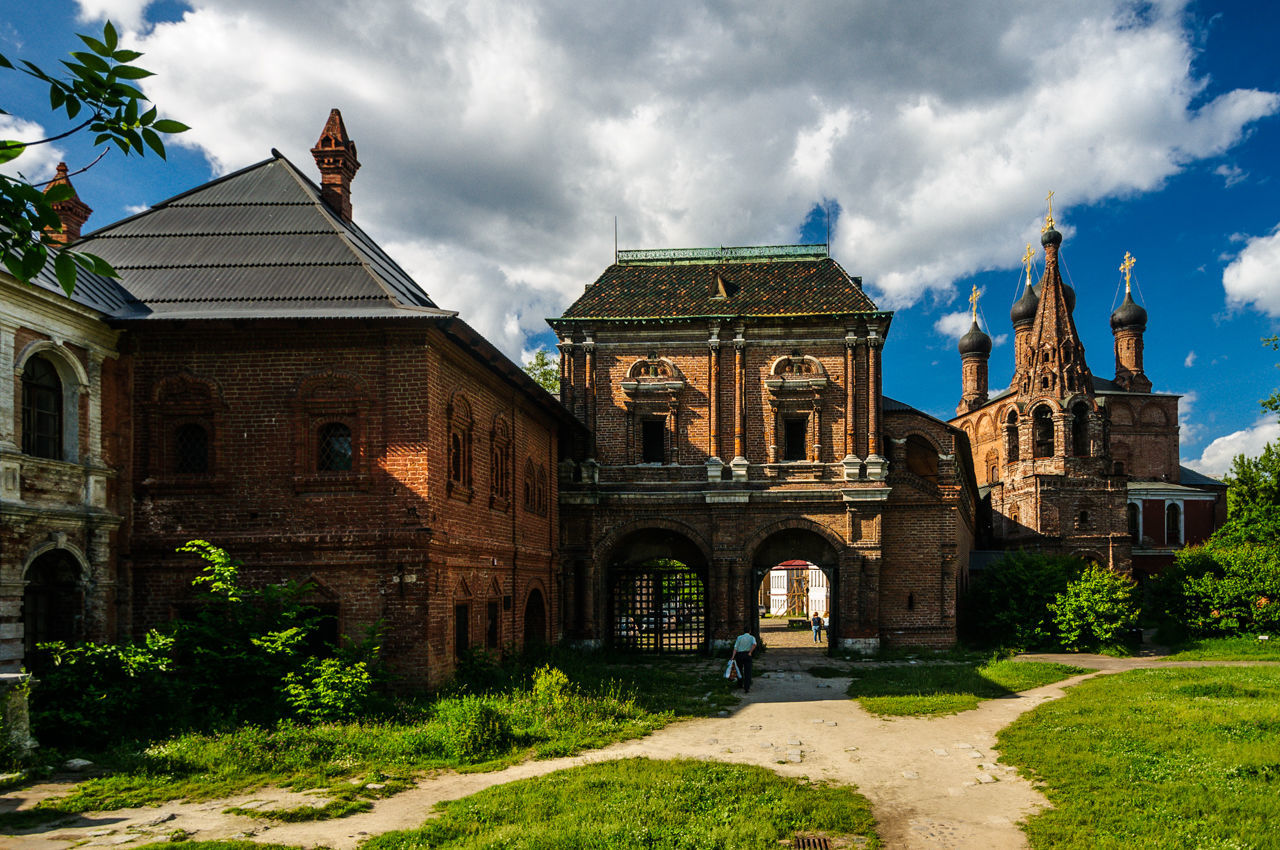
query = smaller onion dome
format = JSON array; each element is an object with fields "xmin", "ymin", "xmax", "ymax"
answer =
[
  {"xmin": 1063, "ymin": 281, "xmax": 1076, "ymax": 313},
  {"xmin": 958, "ymin": 320, "xmax": 991, "ymax": 356},
  {"xmin": 1010, "ymin": 284, "xmax": 1038, "ymax": 327},
  {"xmin": 1110, "ymin": 291, "xmax": 1148, "ymax": 331},
  {"xmin": 1041, "ymin": 226, "xmax": 1062, "ymax": 248}
]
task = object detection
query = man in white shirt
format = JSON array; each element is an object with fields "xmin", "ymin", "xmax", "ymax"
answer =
[{"xmin": 732, "ymin": 630, "xmax": 758, "ymax": 693}]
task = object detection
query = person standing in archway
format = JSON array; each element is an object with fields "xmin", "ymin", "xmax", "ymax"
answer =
[
  {"xmin": 811, "ymin": 611, "xmax": 823, "ymax": 643},
  {"xmin": 732, "ymin": 629, "xmax": 757, "ymax": 693}
]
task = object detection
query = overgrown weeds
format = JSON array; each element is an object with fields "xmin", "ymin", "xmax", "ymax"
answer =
[{"xmin": 0, "ymin": 653, "xmax": 730, "ymax": 828}]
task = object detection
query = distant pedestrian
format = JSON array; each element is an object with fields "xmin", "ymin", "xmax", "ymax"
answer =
[
  {"xmin": 732, "ymin": 630, "xmax": 757, "ymax": 693},
  {"xmin": 811, "ymin": 611, "xmax": 823, "ymax": 642}
]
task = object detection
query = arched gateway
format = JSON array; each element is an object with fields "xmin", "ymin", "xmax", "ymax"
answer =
[
  {"xmin": 749, "ymin": 526, "xmax": 840, "ymax": 650},
  {"xmin": 606, "ymin": 528, "xmax": 708, "ymax": 653}
]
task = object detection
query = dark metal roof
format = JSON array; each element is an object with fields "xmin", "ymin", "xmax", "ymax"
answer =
[
  {"xmin": 23, "ymin": 247, "xmax": 141, "ymax": 317},
  {"xmin": 1179, "ymin": 465, "xmax": 1225, "ymax": 488},
  {"xmin": 554, "ymin": 255, "xmax": 879, "ymax": 321},
  {"xmin": 78, "ymin": 153, "xmax": 448, "ymax": 319}
]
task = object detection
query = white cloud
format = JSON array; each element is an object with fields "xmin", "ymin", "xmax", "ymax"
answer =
[
  {"xmin": 1214, "ymin": 163, "xmax": 1246, "ymax": 187},
  {"xmin": 1175, "ymin": 389, "xmax": 1203, "ymax": 445},
  {"xmin": 0, "ymin": 117, "xmax": 65, "ymax": 182},
  {"xmin": 57, "ymin": 0, "xmax": 1280, "ymax": 360},
  {"xmin": 1184, "ymin": 350, "xmax": 1196, "ymax": 367},
  {"xmin": 1223, "ymin": 225, "xmax": 1280, "ymax": 317},
  {"xmin": 1184, "ymin": 416, "xmax": 1280, "ymax": 478},
  {"xmin": 934, "ymin": 311, "xmax": 982, "ymax": 340},
  {"xmin": 75, "ymin": 0, "xmax": 155, "ymax": 32}
]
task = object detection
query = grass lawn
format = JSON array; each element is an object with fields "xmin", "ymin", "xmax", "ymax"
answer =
[
  {"xmin": 360, "ymin": 758, "xmax": 879, "ymax": 850},
  {"xmin": 998, "ymin": 666, "xmax": 1280, "ymax": 849},
  {"xmin": 0, "ymin": 654, "xmax": 732, "ymax": 829},
  {"xmin": 846, "ymin": 659, "xmax": 1089, "ymax": 716},
  {"xmin": 1161, "ymin": 634, "xmax": 1280, "ymax": 661}
]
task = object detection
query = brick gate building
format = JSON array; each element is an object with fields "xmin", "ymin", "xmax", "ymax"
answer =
[{"xmin": 550, "ymin": 246, "xmax": 978, "ymax": 652}]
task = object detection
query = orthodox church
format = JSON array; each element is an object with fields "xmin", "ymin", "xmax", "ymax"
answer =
[{"xmin": 949, "ymin": 205, "xmax": 1225, "ymax": 577}]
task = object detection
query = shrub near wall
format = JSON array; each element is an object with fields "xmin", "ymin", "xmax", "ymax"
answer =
[
  {"xmin": 1149, "ymin": 543, "xmax": 1280, "ymax": 640},
  {"xmin": 960, "ymin": 552, "xmax": 1086, "ymax": 649}
]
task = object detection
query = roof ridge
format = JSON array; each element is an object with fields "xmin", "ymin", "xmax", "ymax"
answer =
[
  {"xmin": 81, "ymin": 154, "xmax": 279, "ymax": 240},
  {"xmin": 271, "ymin": 155, "xmax": 435, "ymax": 309}
]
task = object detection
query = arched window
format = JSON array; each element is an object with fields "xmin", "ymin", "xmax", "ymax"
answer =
[
  {"xmin": 447, "ymin": 394, "xmax": 473, "ymax": 495},
  {"xmin": 1005, "ymin": 410, "xmax": 1019, "ymax": 462},
  {"xmin": 1033, "ymin": 405, "xmax": 1054, "ymax": 458},
  {"xmin": 490, "ymin": 418, "xmax": 512, "ymax": 508},
  {"xmin": 536, "ymin": 466, "xmax": 549, "ymax": 514},
  {"xmin": 22, "ymin": 355, "xmax": 63, "ymax": 459},
  {"xmin": 1071, "ymin": 402, "xmax": 1090, "ymax": 457},
  {"xmin": 318, "ymin": 422, "xmax": 353, "ymax": 471},
  {"xmin": 174, "ymin": 423, "xmax": 210, "ymax": 474},
  {"xmin": 523, "ymin": 458, "xmax": 537, "ymax": 511},
  {"xmin": 1127, "ymin": 503, "xmax": 1140, "ymax": 544},
  {"xmin": 1166, "ymin": 503, "xmax": 1182, "ymax": 546},
  {"xmin": 904, "ymin": 435, "xmax": 939, "ymax": 484}
]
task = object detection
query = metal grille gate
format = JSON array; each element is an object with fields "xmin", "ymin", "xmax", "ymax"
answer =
[{"xmin": 609, "ymin": 564, "xmax": 706, "ymax": 652}]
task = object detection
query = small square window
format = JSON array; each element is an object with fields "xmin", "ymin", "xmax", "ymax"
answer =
[{"xmin": 641, "ymin": 418, "xmax": 665, "ymax": 463}]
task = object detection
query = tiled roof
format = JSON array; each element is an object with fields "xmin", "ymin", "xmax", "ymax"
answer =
[
  {"xmin": 556, "ymin": 256, "xmax": 879, "ymax": 321},
  {"xmin": 1178, "ymin": 466, "xmax": 1225, "ymax": 488},
  {"xmin": 77, "ymin": 152, "xmax": 450, "ymax": 320}
]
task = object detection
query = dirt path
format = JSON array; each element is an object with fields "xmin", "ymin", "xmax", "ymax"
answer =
[{"xmin": 5, "ymin": 653, "xmax": 1275, "ymax": 850}]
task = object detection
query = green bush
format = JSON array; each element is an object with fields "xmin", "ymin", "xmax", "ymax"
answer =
[
  {"xmin": 1148, "ymin": 543, "xmax": 1280, "ymax": 641},
  {"xmin": 28, "ymin": 541, "xmax": 387, "ymax": 751},
  {"xmin": 432, "ymin": 696, "xmax": 513, "ymax": 761},
  {"xmin": 1050, "ymin": 565, "xmax": 1138, "ymax": 651},
  {"xmin": 960, "ymin": 552, "xmax": 1087, "ymax": 649}
]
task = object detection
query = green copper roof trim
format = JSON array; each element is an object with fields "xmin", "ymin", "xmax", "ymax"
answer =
[{"xmin": 615, "ymin": 244, "xmax": 829, "ymax": 265}]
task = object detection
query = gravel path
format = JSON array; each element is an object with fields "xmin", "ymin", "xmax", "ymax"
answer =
[{"xmin": 5, "ymin": 652, "xmax": 1276, "ymax": 850}]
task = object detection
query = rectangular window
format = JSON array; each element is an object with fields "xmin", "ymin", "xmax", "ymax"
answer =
[
  {"xmin": 486, "ymin": 600, "xmax": 500, "ymax": 649},
  {"xmin": 783, "ymin": 416, "xmax": 808, "ymax": 462},
  {"xmin": 454, "ymin": 603, "xmax": 470, "ymax": 659},
  {"xmin": 641, "ymin": 418, "xmax": 665, "ymax": 463}
]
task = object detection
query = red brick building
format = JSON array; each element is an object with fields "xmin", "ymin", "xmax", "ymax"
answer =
[
  {"xmin": 550, "ymin": 246, "xmax": 978, "ymax": 652},
  {"xmin": 950, "ymin": 218, "xmax": 1225, "ymax": 577},
  {"xmin": 2, "ymin": 112, "xmax": 575, "ymax": 685}
]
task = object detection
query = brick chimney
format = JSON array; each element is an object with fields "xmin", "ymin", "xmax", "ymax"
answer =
[
  {"xmin": 311, "ymin": 109, "xmax": 360, "ymax": 222},
  {"xmin": 43, "ymin": 162, "xmax": 92, "ymax": 245}
]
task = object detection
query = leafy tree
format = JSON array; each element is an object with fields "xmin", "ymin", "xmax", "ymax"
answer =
[
  {"xmin": 959, "ymin": 551, "xmax": 1086, "ymax": 649},
  {"xmin": 1213, "ymin": 440, "xmax": 1280, "ymax": 546},
  {"xmin": 1263, "ymin": 335, "xmax": 1280, "ymax": 419},
  {"xmin": 1050, "ymin": 565, "xmax": 1138, "ymax": 651},
  {"xmin": 523, "ymin": 347, "xmax": 560, "ymax": 393},
  {"xmin": 1, "ymin": 21, "xmax": 187, "ymax": 293}
]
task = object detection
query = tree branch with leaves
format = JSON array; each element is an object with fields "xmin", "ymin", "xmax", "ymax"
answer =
[{"xmin": 0, "ymin": 21, "xmax": 187, "ymax": 293}]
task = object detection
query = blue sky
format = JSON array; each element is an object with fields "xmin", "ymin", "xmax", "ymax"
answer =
[{"xmin": 3, "ymin": 0, "xmax": 1279, "ymax": 476}]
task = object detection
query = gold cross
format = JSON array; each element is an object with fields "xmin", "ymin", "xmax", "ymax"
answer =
[
  {"xmin": 1120, "ymin": 251, "xmax": 1135, "ymax": 293},
  {"xmin": 1021, "ymin": 243, "xmax": 1034, "ymax": 275},
  {"xmin": 969, "ymin": 284, "xmax": 981, "ymax": 320},
  {"xmin": 1042, "ymin": 189, "xmax": 1056, "ymax": 232}
]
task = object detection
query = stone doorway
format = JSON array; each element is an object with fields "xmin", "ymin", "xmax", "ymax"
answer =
[{"xmin": 22, "ymin": 549, "xmax": 85, "ymax": 656}]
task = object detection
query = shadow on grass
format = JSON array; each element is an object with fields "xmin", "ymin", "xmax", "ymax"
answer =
[{"xmin": 845, "ymin": 660, "xmax": 1088, "ymax": 716}]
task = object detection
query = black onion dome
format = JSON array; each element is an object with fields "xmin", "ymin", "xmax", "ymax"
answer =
[
  {"xmin": 1011, "ymin": 284, "xmax": 1038, "ymax": 326},
  {"xmin": 1110, "ymin": 291, "xmax": 1148, "ymax": 330},
  {"xmin": 1041, "ymin": 226, "xmax": 1062, "ymax": 247},
  {"xmin": 958, "ymin": 320, "xmax": 991, "ymax": 356},
  {"xmin": 1063, "ymin": 281, "xmax": 1076, "ymax": 313}
]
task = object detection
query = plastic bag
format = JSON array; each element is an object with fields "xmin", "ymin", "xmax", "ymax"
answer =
[{"xmin": 724, "ymin": 659, "xmax": 740, "ymax": 681}]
